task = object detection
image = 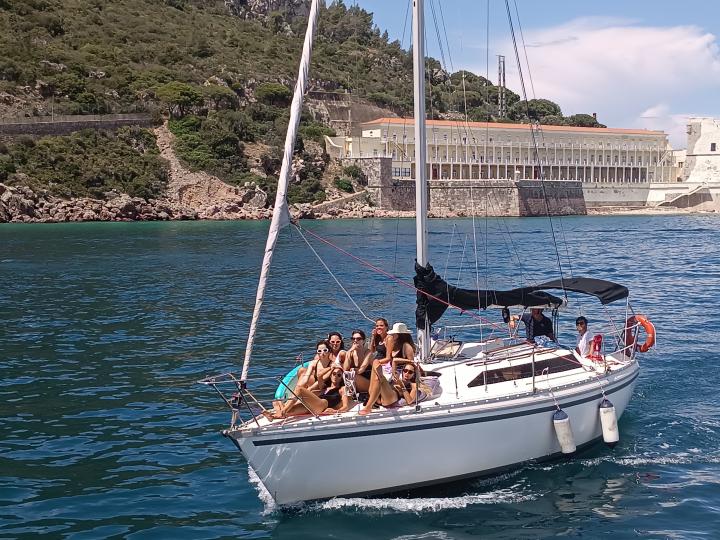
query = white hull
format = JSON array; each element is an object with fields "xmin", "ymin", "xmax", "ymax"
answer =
[{"xmin": 229, "ymin": 360, "xmax": 639, "ymax": 505}]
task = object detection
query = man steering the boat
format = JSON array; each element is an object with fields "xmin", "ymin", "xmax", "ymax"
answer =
[{"xmin": 510, "ymin": 308, "xmax": 556, "ymax": 342}]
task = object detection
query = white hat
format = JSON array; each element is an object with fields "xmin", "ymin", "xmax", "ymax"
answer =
[{"xmin": 388, "ymin": 322, "xmax": 412, "ymax": 335}]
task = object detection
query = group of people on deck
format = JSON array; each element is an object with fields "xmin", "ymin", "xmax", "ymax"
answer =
[
  {"xmin": 264, "ymin": 318, "xmax": 430, "ymax": 420},
  {"xmin": 265, "ymin": 309, "xmax": 596, "ymax": 421}
]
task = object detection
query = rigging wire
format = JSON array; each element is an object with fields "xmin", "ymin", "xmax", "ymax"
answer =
[
  {"xmin": 443, "ymin": 224, "xmax": 460, "ymax": 302},
  {"xmin": 503, "ymin": 0, "xmax": 567, "ymax": 301},
  {"xmin": 510, "ymin": 0, "xmax": 576, "ymax": 285},
  {"xmin": 385, "ymin": 0, "xmax": 413, "ymax": 307},
  {"xmin": 455, "ymin": 233, "xmax": 469, "ymax": 287},
  {"xmin": 293, "ymin": 224, "xmax": 375, "ymax": 323},
  {"xmin": 469, "ymin": 187, "xmax": 483, "ymax": 340},
  {"xmin": 296, "ymin": 223, "xmax": 508, "ymax": 332}
]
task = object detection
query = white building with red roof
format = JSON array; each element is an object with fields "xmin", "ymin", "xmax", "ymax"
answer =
[{"xmin": 325, "ymin": 117, "xmax": 680, "ymax": 185}]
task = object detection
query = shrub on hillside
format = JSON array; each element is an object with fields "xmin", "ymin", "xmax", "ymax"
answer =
[
  {"xmin": 2, "ymin": 128, "xmax": 167, "ymax": 199},
  {"xmin": 342, "ymin": 164, "xmax": 366, "ymax": 185},
  {"xmin": 334, "ymin": 177, "xmax": 353, "ymax": 193},
  {"xmin": 255, "ymin": 83, "xmax": 292, "ymax": 107}
]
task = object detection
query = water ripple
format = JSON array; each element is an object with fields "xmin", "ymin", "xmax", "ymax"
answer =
[{"xmin": 1, "ymin": 217, "xmax": 719, "ymax": 538}]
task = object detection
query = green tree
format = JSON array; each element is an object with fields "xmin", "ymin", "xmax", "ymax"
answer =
[
  {"xmin": 509, "ymin": 98, "xmax": 562, "ymax": 122},
  {"xmin": 255, "ymin": 83, "xmax": 292, "ymax": 107},
  {"xmin": 203, "ymin": 84, "xmax": 237, "ymax": 111},
  {"xmin": 155, "ymin": 81, "xmax": 203, "ymax": 117},
  {"xmin": 566, "ymin": 113, "xmax": 605, "ymax": 128}
]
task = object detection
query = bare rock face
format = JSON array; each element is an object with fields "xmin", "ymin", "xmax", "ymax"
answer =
[
  {"xmin": 0, "ymin": 183, "xmax": 202, "ymax": 223},
  {"xmin": 224, "ymin": 0, "xmax": 310, "ymax": 21},
  {"xmin": 154, "ymin": 121, "xmax": 269, "ymax": 220}
]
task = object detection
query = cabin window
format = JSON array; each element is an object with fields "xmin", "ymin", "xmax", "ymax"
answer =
[
  {"xmin": 712, "ymin": 143, "xmax": 717, "ymax": 152},
  {"xmin": 467, "ymin": 354, "xmax": 579, "ymax": 387}
]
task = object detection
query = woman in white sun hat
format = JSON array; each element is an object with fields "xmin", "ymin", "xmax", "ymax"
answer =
[
  {"xmin": 370, "ymin": 321, "xmax": 417, "ymax": 379},
  {"xmin": 359, "ymin": 322, "xmax": 427, "ymax": 415}
]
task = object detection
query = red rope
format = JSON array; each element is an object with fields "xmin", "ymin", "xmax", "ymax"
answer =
[{"xmin": 294, "ymin": 223, "xmax": 508, "ymax": 332}]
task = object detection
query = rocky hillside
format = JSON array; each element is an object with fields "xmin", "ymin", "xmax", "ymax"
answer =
[{"xmin": 0, "ymin": 0, "xmax": 606, "ymax": 219}]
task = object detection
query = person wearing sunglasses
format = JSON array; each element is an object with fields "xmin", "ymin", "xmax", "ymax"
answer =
[
  {"xmin": 266, "ymin": 367, "xmax": 353, "ymax": 420},
  {"xmin": 327, "ymin": 331, "xmax": 346, "ymax": 367},
  {"xmin": 358, "ymin": 360, "xmax": 429, "ymax": 416},
  {"xmin": 575, "ymin": 316, "xmax": 591, "ymax": 357},
  {"xmin": 295, "ymin": 339, "xmax": 333, "ymax": 392},
  {"xmin": 344, "ymin": 329, "xmax": 371, "ymax": 393}
]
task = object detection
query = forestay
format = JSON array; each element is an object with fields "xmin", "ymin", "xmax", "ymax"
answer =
[{"xmin": 240, "ymin": 0, "xmax": 321, "ymax": 382}]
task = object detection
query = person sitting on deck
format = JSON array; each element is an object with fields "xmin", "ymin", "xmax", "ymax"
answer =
[
  {"xmin": 358, "ymin": 360, "xmax": 429, "ymax": 416},
  {"xmin": 510, "ymin": 308, "xmax": 556, "ymax": 343},
  {"xmin": 344, "ymin": 329, "xmax": 371, "ymax": 394},
  {"xmin": 327, "ymin": 331, "xmax": 346, "ymax": 367},
  {"xmin": 295, "ymin": 339, "xmax": 334, "ymax": 392},
  {"xmin": 266, "ymin": 366, "xmax": 353, "ymax": 420},
  {"xmin": 367, "ymin": 318, "xmax": 390, "ymax": 365},
  {"xmin": 373, "ymin": 322, "xmax": 417, "ymax": 378},
  {"xmin": 575, "ymin": 316, "xmax": 591, "ymax": 357}
]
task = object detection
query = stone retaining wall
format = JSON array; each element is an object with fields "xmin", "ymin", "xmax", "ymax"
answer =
[
  {"xmin": 0, "ymin": 114, "xmax": 155, "ymax": 137},
  {"xmin": 312, "ymin": 191, "xmax": 369, "ymax": 213}
]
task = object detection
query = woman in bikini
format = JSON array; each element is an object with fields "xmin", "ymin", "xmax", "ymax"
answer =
[
  {"xmin": 374, "ymin": 322, "xmax": 417, "ymax": 378},
  {"xmin": 268, "ymin": 366, "xmax": 353, "ymax": 419},
  {"xmin": 295, "ymin": 339, "xmax": 333, "ymax": 392},
  {"xmin": 343, "ymin": 329, "xmax": 370, "ymax": 393},
  {"xmin": 327, "ymin": 331, "xmax": 346, "ymax": 366},
  {"xmin": 358, "ymin": 361, "xmax": 427, "ymax": 416}
]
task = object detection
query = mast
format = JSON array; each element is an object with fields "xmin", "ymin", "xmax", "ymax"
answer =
[
  {"xmin": 413, "ymin": 0, "xmax": 430, "ymax": 359},
  {"xmin": 240, "ymin": 0, "xmax": 321, "ymax": 382}
]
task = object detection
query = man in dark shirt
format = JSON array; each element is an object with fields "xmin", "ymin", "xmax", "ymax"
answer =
[{"xmin": 511, "ymin": 308, "xmax": 556, "ymax": 342}]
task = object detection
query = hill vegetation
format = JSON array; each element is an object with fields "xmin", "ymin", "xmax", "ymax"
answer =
[{"xmin": 0, "ymin": 0, "xmax": 605, "ymax": 203}]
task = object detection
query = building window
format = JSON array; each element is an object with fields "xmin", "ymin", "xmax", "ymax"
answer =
[{"xmin": 712, "ymin": 143, "xmax": 717, "ymax": 151}]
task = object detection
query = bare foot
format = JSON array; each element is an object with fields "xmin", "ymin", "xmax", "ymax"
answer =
[{"xmin": 358, "ymin": 408, "xmax": 372, "ymax": 416}]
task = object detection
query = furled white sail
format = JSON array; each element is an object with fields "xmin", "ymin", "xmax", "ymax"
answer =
[{"xmin": 241, "ymin": 0, "xmax": 321, "ymax": 382}]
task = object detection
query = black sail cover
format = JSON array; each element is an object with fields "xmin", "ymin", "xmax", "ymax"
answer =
[{"xmin": 415, "ymin": 262, "xmax": 565, "ymax": 328}]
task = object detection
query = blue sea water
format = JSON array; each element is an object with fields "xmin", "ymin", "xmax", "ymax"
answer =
[{"xmin": 1, "ymin": 215, "xmax": 719, "ymax": 539}]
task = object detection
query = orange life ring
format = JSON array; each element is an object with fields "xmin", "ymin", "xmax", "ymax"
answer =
[{"xmin": 624, "ymin": 315, "xmax": 656, "ymax": 353}]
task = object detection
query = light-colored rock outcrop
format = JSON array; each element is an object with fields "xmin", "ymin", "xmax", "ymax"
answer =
[
  {"xmin": 153, "ymin": 121, "xmax": 269, "ymax": 220},
  {"xmin": 0, "ymin": 183, "xmax": 199, "ymax": 223}
]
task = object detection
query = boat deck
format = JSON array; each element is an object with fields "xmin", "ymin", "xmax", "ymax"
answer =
[{"xmin": 238, "ymin": 340, "xmax": 633, "ymax": 432}]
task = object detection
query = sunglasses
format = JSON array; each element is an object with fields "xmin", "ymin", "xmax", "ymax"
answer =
[
  {"xmin": 576, "ymin": 322, "xmax": 586, "ymax": 326},
  {"xmin": 402, "ymin": 369, "xmax": 415, "ymax": 374},
  {"xmin": 317, "ymin": 348, "xmax": 329, "ymax": 353},
  {"xmin": 331, "ymin": 371, "xmax": 343, "ymax": 376},
  {"xmin": 351, "ymin": 336, "xmax": 363, "ymax": 341},
  {"xmin": 329, "ymin": 340, "xmax": 341, "ymax": 344}
]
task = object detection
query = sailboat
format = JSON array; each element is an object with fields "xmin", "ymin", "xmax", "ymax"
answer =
[{"xmin": 200, "ymin": 0, "xmax": 655, "ymax": 505}]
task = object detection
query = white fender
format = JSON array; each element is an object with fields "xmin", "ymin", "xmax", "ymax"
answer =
[
  {"xmin": 552, "ymin": 409, "xmax": 576, "ymax": 454},
  {"xmin": 599, "ymin": 399, "xmax": 619, "ymax": 448}
]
